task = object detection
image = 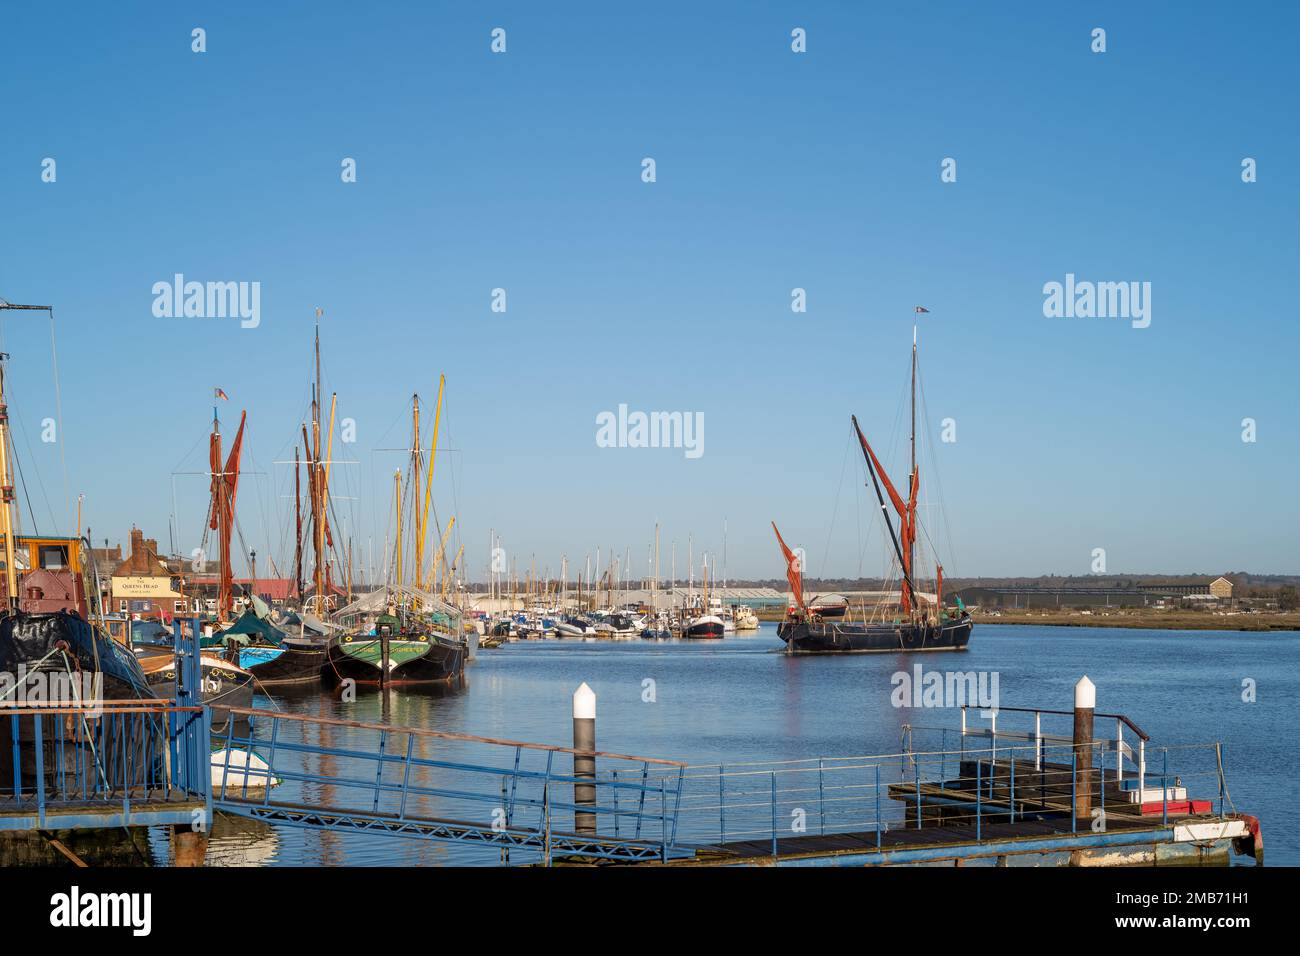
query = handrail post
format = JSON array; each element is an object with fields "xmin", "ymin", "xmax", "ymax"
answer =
[
  {"xmin": 670, "ymin": 765, "xmax": 684, "ymax": 847},
  {"xmin": 1161, "ymin": 748, "xmax": 1168, "ymax": 826},
  {"xmin": 1034, "ymin": 711, "xmax": 1042, "ymax": 771},
  {"xmin": 874, "ymin": 764, "xmax": 882, "ymax": 849},
  {"xmin": 372, "ymin": 730, "xmax": 388, "ymax": 814},
  {"xmin": 913, "ymin": 754, "xmax": 921, "ymax": 829},
  {"xmin": 611, "ymin": 769, "xmax": 620, "ymax": 838},
  {"xmin": 818, "ymin": 758, "xmax": 825, "ymax": 835},
  {"xmin": 770, "ymin": 771, "xmax": 778, "ymax": 858},
  {"xmin": 975, "ymin": 756, "xmax": 981, "ymax": 840},
  {"xmin": 34, "ymin": 716, "xmax": 46, "ymax": 828},
  {"xmin": 542, "ymin": 781, "xmax": 552, "ymax": 866},
  {"xmin": 398, "ymin": 732, "xmax": 415, "ymax": 819},
  {"xmin": 200, "ymin": 705, "xmax": 213, "ymax": 829},
  {"xmin": 263, "ymin": 716, "xmax": 280, "ymax": 807},
  {"xmin": 1070, "ymin": 749, "xmax": 1077, "ymax": 834},
  {"xmin": 634, "ymin": 763, "xmax": 648, "ymax": 839},
  {"xmin": 718, "ymin": 763, "xmax": 726, "ymax": 845},
  {"xmin": 1097, "ymin": 741, "xmax": 1104, "ymax": 811},
  {"xmin": 10, "ymin": 715, "xmax": 21, "ymax": 800},
  {"xmin": 1116, "ymin": 718, "xmax": 1124, "ymax": 784},
  {"xmin": 1009, "ymin": 749, "xmax": 1016, "ymax": 824},
  {"xmin": 1217, "ymin": 743, "xmax": 1225, "ymax": 817},
  {"xmin": 1138, "ymin": 739, "xmax": 1146, "ymax": 801},
  {"xmin": 660, "ymin": 780, "xmax": 668, "ymax": 863}
]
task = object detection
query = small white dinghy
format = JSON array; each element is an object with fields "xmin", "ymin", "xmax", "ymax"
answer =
[{"xmin": 210, "ymin": 747, "xmax": 281, "ymax": 793}]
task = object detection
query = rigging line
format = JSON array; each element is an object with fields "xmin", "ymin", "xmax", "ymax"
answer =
[
  {"xmin": 242, "ymin": 443, "xmax": 277, "ymax": 578},
  {"xmin": 9, "ymin": 399, "xmax": 51, "ymax": 529},
  {"xmin": 916, "ymin": 360, "xmax": 957, "ymax": 575},
  {"xmin": 168, "ymin": 426, "xmax": 207, "ymax": 475},
  {"xmin": 819, "ymin": 429, "xmax": 854, "ymax": 581},
  {"xmin": 8, "ymin": 397, "xmax": 55, "ymax": 534},
  {"xmin": 9, "ymin": 424, "xmax": 42, "ymax": 536},
  {"xmin": 47, "ymin": 308, "xmax": 70, "ymax": 529}
]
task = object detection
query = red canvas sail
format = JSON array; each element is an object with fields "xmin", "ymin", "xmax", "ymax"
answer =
[
  {"xmin": 854, "ymin": 421, "xmax": 909, "ymax": 526},
  {"xmin": 207, "ymin": 410, "xmax": 246, "ymax": 622},
  {"xmin": 771, "ymin": 522, "xmax": 806, "ymax": 612},
  {"xmin": 853, "ymin": 418, "xmax": 918, "ymax": 612}
]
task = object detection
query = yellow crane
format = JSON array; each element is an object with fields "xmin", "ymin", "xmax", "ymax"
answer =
[
  {"xmin": 441, "ymin": 544, "xmax": 464, "ymax": 601},
  {"xmin": 429, "ymin": 517, "xmax": 455, "ymax": 593}
]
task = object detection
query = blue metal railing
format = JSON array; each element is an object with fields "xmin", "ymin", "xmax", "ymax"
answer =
[
  {"xmin": 655, "ymin": 728, "xmax": 1229, "ymax": 859},
  {"xmin": 0, "ymin": 700, "xmax": 210, "ymax": 830},
  {"xmin": 0, "ymin": 616, "xmax": 213, "ymax": 832},
  {"xmin": 210, "ymin": 706, "xmax": 689, "ymax": 864}
]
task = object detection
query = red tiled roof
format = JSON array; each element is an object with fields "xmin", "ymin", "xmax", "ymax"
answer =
[{"xmin": 186, "ymin": 576, "xmax": 297, "ymax": 600}]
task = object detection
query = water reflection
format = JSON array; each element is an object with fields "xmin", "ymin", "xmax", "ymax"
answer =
[{"xmin": 182, "ymin": 623, "xmax": 1298, "ymax": 865}]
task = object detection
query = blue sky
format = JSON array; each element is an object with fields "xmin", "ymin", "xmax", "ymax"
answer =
[{"xmin": 1, "ymin": 1, "xmax": 1296, "ymax": 582}]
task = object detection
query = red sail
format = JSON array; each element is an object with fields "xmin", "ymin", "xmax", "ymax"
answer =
[
  {"xmin": 771, "ymin": 521, "xmax": 806, "ymax": 612},
  {"xmin": 854, "ymin": 420, "xmax": 909, "ymax": 529},
  {"xmin": 224, "ymin": 412, "xmax": 246, "ymax": 509},
  {"xmin": 206, "ymin": 411, "xmax": 246, "ymax": 622},
  {"xmin": 854, "ymin": 418, "xmax": 919, "ymax": 611}
]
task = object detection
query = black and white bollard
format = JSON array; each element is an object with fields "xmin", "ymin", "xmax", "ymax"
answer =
[
  {"xmin": 573, "ymin": 682, "xmax": 597, "ymax": 836},
  {"xmin": 1073, "ymin": 675, "xmax": 1095, "ymax": 825}
]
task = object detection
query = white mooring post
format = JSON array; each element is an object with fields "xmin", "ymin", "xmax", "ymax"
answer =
[
  {"xmin": 573, "ymin": 682, "xmax": 597, "ymax": 836},
  {"xmin": 1073, "ymin": 676, "xmax": 1096, "ymax": 825},
  {"xmin": 1116, "ymin": 718, "xmax": 1124, "ymax": 784}
]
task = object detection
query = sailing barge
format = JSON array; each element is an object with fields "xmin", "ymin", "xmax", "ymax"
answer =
[
  {"xmin": 326, "ymin": 385, "xmax": 468, "ymax": 687},
  {"xmin": 773, "ymin": 326, "xmax": 973, "ymax": 654},
  {"xmin": 327, "ymin": 605, "xmax": 466, "ymax": 686}
]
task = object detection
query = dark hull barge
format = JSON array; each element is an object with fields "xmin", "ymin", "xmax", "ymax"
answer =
[
  {"xmin": 778, "ymin": 614, "xmax": 973, "ymax": 654},
  {"xmin": 0, "ymin": 611, "xmax": 161, "ymax": 791},
  {"xmin": 326, "ymin": 633, "xmax": 466, "ymax": 686},
  {"xmin": 244, "ymin": 637, "xmax": 330, "ymax": 685}
]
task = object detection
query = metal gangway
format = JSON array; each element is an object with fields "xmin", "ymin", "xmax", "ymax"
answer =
[{"xmin": 211, "ymin": 707, "xmax": 689, "ymax": 865}]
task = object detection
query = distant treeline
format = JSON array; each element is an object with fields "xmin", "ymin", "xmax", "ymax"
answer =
[{"xmin": 730, "ymin": 572, "xmax": 1300, "ymax": 592}]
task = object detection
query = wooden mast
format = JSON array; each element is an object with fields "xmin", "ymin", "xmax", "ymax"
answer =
[
  {"xmin": 294, "ymin": 445, "xmax": 303, "ymax": 602},
  {"xmin": 419, "ymin": 375, "xmax": 444, "ymax": 590},
  {"xmin": 393, "ymin": 469, "xmax": 403, "ymax": 591},
  {"xmin": 908, "ymin": 326, "xmax": 917, "ymax": 619},
  {"xmin": 411, "ymin": 394, "xmax": 421, "ymax": 596},
  {"xmin": 311, "ymin": 311, "xmax": 326, "ymax": 615},
  {"xmin": 0, "ymin": 354, "xmax": 19, "ymax": 611}
]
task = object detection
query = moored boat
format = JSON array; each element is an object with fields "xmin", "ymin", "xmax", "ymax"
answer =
[
  {"xmin": 327, "ymin": 606, "xmax": 466, "ymax": 686},
  {"xmin": 731, "ymin": 604, "xmax": 760, "ymax": 630},
  {"xmin": 684, "ymin": 614, "xmax": 725, "ymax": 639},
  {"xmin": 772, "ymin": 321, "xmax": 974, "ymax": 656},
  {"xmin": 0, "ymin": 610, "xmax": 162, "ymax": 792},
  {"xmin": 134, "ymin": 644, "xmax": 255, "ymax": 713},
  {"xmin": 226, "ymin": 607, "xmax": 332, "ymax": 686}
]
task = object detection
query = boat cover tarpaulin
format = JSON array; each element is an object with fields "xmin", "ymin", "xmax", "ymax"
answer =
[
  {"xmin": 334, "ymin": 584, "xmax": 462, "ymax": 622},
  {"xmin": 0, "ymin": 610, "xmax": 153, "ymax": 699},
  {"xmin": 221, "ymin": 610, "xmax": 285, "ymax": 646}
]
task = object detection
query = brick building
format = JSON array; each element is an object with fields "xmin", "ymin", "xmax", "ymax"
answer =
[{"xmin": 111, "ymin": 527, "xmax": 187, "ymax": 620}]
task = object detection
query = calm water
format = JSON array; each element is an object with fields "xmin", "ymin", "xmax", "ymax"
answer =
[{"xmin": 163, "ymin": 623, "xmax": 1299, "ymax": 866}]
